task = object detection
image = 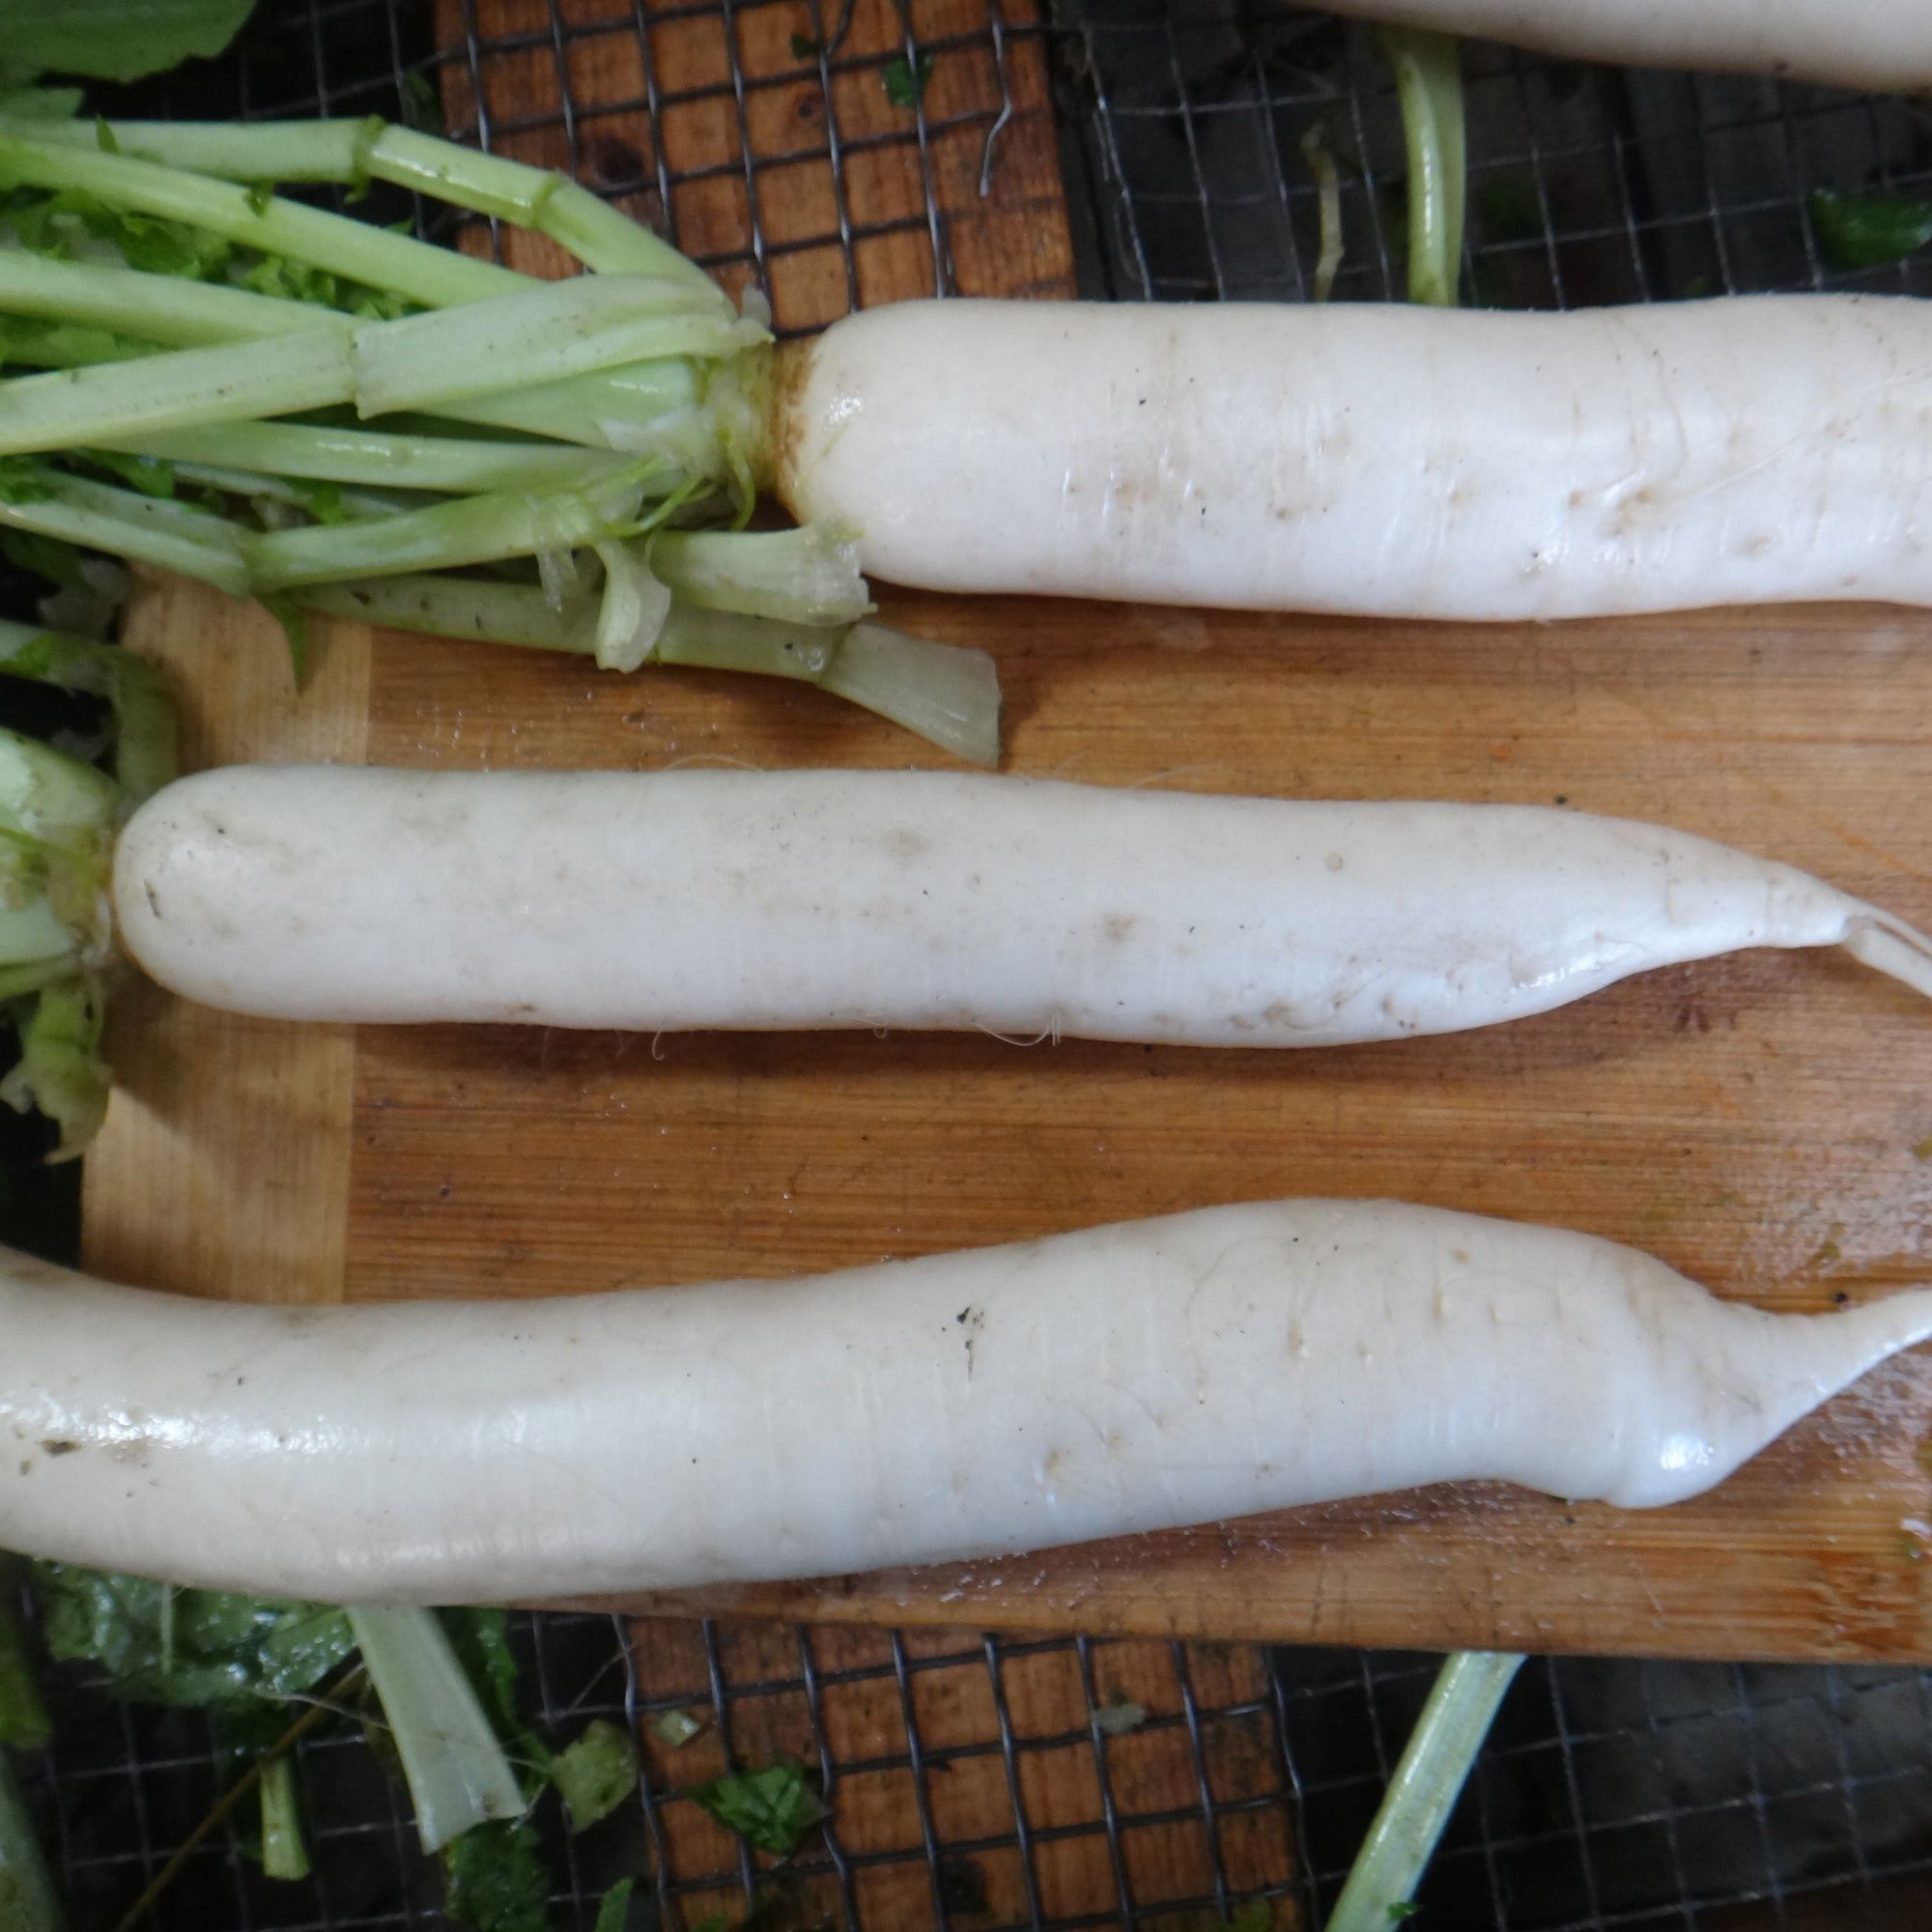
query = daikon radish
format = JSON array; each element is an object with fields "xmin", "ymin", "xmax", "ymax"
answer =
[
  {"xmin": 3, "ymin": 1199, "xmax": 1926, "ymax": 1605},
  {"xmin": 773, "ymin": 295, "xmax": 1932, "ymax": 618},
  {"xmin": 111, "ymin": 764, "xmax": 1932, "ymax": 1043},
  {"xmin": 1318, "ymin": 1, "xmax": 1930, "ymax": 95}
]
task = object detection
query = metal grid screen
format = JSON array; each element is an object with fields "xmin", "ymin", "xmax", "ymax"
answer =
[{"xmin": 13, "ymin": 4, "xmax": 1932, "ymax": 1930}]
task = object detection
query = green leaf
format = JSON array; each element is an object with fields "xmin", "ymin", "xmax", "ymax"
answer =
[
  {"xmin": 441, "ymin": 1818, "xmax": 551, "ymax": 1932},
  {"xmin": 551, "ymin": 1719, "xmax": 639, "ymax": 1833},
  {"xmin": 33, "ymin": 1564, "xmax": 355, "ymax": 1708},
  {"xmin": 687, "ymin": 1761, "xmax": 827, "ymax": 1859},
  {"xmin": 591, "ymin": 1877, "xmax": 634, "ymax": 1932},
  {"xmin": 1810, "ymin": 186, "xmax": 1932, "ymax": 273},
  {"xmin": 0, "ymin": 530, "xmax": 86, "ymax": 587},
  {"xmin": 0, "ymin": 460, "xmax": 58, "ymax": 508},
  {"xmin": 882, "ymin": 52, "xmax": 934, "ymax": 109},
  {"xmin": 3, "ymin": 0, "xmax": 257, "ymax": 86},
  {"xmin": 74, "ymin": 449, "xmax": 177, "ymax": 499}
]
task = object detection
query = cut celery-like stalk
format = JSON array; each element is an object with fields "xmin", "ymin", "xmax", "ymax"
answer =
[
  {"xmin": 0, "ymin": 476, "xmax": 251, "ymax": 597},
  {"xmin": 1381, "ymin": 28, "xmax": 1466, "ymax": 308},
  {"xmin": 350, "ymin": 274, "xmax": 765, "ymax": 417},
  {"xmin": 0, "ymin": 330, "xmax": 354, "ymax": 457},
  {"xmin": 244, "ymin": 471, "xmax": 649, "ymax": 591},
  {"xmin": 0, "ymin": 129, "xmax": 526, "ymax": 310},
  {"xmin": 106, "ymin": 420, "xmax": 637, "ymax": 497},
  {"xmin": 1325, "ymin": 1651, "xmax": 1523, "ymax": 1932},
  {"xmin": 347, "ymin": 1608, "xmax": 525, "ymax": 1857}
]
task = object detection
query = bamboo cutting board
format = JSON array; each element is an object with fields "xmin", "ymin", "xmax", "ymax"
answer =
[{"xmin": 80, "ymin": 0, "xmax": 1932, "ymax": 1663}]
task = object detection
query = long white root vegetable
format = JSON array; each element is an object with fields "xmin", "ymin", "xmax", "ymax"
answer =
[
  {"xmin": 3, "ymin": 1199, "xmax": 1927, "ymax": 1605},
  {"xmin": 774, "ymin": 295, "xmax": 1932, "ymax": 618},
  {"xmin": 1314, "ymin": 1, "xmax": 1928, "ymax": 94},
  {"xmin": 112, "ymin": 765, "xmax": 1932, "ymax": 1042}
]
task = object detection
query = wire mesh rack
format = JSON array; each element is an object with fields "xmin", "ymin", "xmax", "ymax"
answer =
[{"xmin": 11, "ymin": 2, "xmax": 1932, "ymax": 1929}]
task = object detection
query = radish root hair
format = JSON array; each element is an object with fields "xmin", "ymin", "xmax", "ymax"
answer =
[{"xmin": 1842, "ymin": 908, "xmax": 1932, "ymax": 1001}]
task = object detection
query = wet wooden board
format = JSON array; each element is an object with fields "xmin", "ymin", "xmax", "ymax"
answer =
[{"xmin": 80, "ymin": 1, "xmax": 1932, "ymax": 1666}]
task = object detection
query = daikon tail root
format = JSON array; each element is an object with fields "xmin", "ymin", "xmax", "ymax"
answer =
[{"xmin": 1842, "ymin": 907, "xmax": 1932, "ymax": 1002}]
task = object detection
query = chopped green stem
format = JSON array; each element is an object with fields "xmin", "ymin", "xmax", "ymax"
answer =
[
  {"xmin": 437, "ymin": 354, "xmax": 707, "ymax": 450},
  {"xmin": 1, "ymin": 973, "xmax": 110, "ymax": 1159},
  {"xmin": 2, "ymin": 241, "xmax": 714, "ymax": 452},
  {"xmin": 0, "ymin": 1753, "xmax": 61, "ymax": 1932},
  {"xmin": 0, "ymin": 319, "xmax": 155, "ymax": 372},
  {"xmin": 297, "ymin": 573, "xmax": 1000, "ymax": 760},
  {"xmin": 244, "ymin": 469, "xmax": 650, "ymax": 591},
  {"xmin": 11, "ymin": 114, "xmax": 374, "ymax": 183},
  {"xmin": 1381, "ymin": 27, "xmax": 1466, "ymax": 307},
  {"xmin": 1325, "ymin": 1652, "xmax": 1523, "ymax": 1932},
  {"xmin": 0, "ymin": 249, "xmax": 324, "ymax": 348},
  {"xmin": 298, "ymin": 570, "xmax": 597, "ymax": 650},
  {"xmin": 350, "ymin": 272, "xmax": 764, "ymax": 416},
  {"xmin": 36, "ymin": 115, "xmax": 725, "ymax": 298},
  {"xmin": 0, "ymin": 714, "xmax": 127, "ymax": 838},
  {"xmin": 0, "ymin": 328, "xmax": 354, "ymax": 456},
  {"xmin": 817, "ymin": 622, "xmax": 1002, "ymax": 767},
  {"xmin": 347, "ymin": 1608, "xmax": 525, "ymax": 1857},
  {"xmin": 257, "ymin": 1754, "xmax": 309, "ymax": 1883},
  {"xmin": 0, "ymin": 475, "xmax": 250, "ymax": 596},
  {"xmin": 652, "ymin": 524, "xmax": 869, "ymax": 627},
  {"xmin": 0, "ymin": 620, "xmax": 178, "ymax": 799},
  {"xmin": 0, "ymin": 129, "xmax": 527, "ymax": 310},
  {"xmin": 106, "ymin": 419, "xmax": 637, "ymax": 497}
]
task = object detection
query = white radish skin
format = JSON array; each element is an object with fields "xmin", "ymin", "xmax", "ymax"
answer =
[
  {"xmin": 1319, "ymin": 1, "xmax": 1926, "ymax": 94},
  {"xmin": 3, "ymin": 1201, "xmax": 1928, "ymax": 1605},
  {"xmin": 112, "ymin": 765, "xmax": 1932, "ymax": 1043},
  {"xmin": 775, "ymin": 296, "xmax": 1932, "ymax": 619}
]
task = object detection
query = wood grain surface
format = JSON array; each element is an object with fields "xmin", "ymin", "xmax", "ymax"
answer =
[{"xmin": 79, "ymin": 0, "xmax": 1932, "ymax": 1662}]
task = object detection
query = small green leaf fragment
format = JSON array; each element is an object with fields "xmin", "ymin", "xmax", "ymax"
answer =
[
  {"xmin": 790, "ymin": 33, "xmax": 821, "ymax": 59},
  {"xmin": 649, "ymin": 1706, "xmax": 705, "ymax": 1748},
  {"xmin": 592, "ymin": 1878, "xmax": 635, "ymax": 1932},
  {"xmin": 882, "ymin": 51, "xmax": 934, "ymax": 108},
  {"xmin": 1092, "ymin": 1692, "xmax": 1148, "ymax": 1737},
  {"xmin": 1913, "ymin": 1134, "xmax": 1932, "ymax": 1161},
  {"xmin": 94, "ymin": 117, "xmax": 119, "ymax": 154},
  {"xmin": 440, "ymin": 1818, "xmax": 550, "ymax": 1932},
  {"xmin": 244, "ymin": 182, "xmax": 274, "ymax": 215},
  {"xmin": 1810, "ymin": 186, "xmax": 1932, "ymax": 273},
  {"xmin": 552, "ymin": 1718, "xmax": 639, "ymax": 1833},
  {"xmin": 1228, "ymin": 1901, "xmax": 1282, "ymax": 1931},
  {"xmin": 0, "ymin": 460, "xmax": 58, "ymax": 508},
  {"xmin": 687, "ymin": 1760, "xmax": 827, "ymax": 1858},
  {"xmin": 1387, "ymin": 1906, "xmax": 1421, "ymax": 1924}
]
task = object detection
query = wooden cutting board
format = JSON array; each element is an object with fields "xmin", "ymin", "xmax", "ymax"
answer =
[{"xmin": 79, "ymin": 0, "xmax": 1932, "ymax": 1663}]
